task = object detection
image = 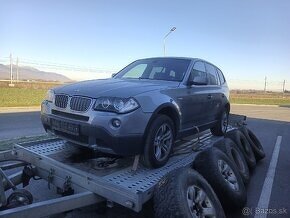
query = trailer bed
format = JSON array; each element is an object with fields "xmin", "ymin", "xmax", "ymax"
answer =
[{"xmin": 0, "ymin": 114, "xmax": 245, "ymax": 217}]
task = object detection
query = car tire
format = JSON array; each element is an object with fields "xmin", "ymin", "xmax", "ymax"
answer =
[
  {"xmin": 211, "ymin": 110, "xmax": 229, "ymax": 136},
  {"xmin": 142, "ymin": 115, "xmax": 175, "ymax": 168},
  {"xmin": 240, "ymin": 126, "xmax": 265, "ymax": 161},
  {"xmin": 214, "ymin": 138, "xmax": 250, "ymax": 185},
  {"xmin": 225, "ymin": 129, "xmax": 256, "ymax": 169},
  {"xmin": 154, "ymin": 167, "xmax": 225, "ymax": 218},
  {"xmin": 193, "ymin": 147, "xmax": 247, "ymax": 211}
]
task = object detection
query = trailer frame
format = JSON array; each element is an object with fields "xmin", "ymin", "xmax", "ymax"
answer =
[{"xmin": 0, "ymin": 114, "xmax": 245, "ymax": 218}]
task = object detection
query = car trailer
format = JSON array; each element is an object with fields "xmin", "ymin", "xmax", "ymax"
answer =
[{"xmin": 0, "ymin": 114, "xmax": 247, "ymax": 218}]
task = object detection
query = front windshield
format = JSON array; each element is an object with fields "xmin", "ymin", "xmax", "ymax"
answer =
[{"xmin": 114, "ymin": 58, "xmax": 191, "ymax": 82}]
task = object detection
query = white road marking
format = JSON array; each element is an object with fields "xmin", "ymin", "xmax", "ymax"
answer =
[{"xmin": 254, "ymin": 136, "xmax": 282, "ymax": 218}]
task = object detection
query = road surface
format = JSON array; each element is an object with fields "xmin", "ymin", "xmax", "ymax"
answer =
[{"xmin": 0, "ymin": 111, "xmax": 45, "ymax": 140}]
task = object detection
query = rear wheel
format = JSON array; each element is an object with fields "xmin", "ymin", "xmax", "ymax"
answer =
[
  {"xmin": 211, "ymin": 110, "xmax": 229, "ymax": 136},
  {"xmin": 154, "ymin": 167, "xmax": 225, "ymax": 218},
  {"xmin": 142, "ymin": 115, "xmax": 175, "ymax": 168}
]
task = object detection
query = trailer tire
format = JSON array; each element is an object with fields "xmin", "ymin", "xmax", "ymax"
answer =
[
  {"xmin": 6, "ymin": 189, "xmax": 33, "ymax": 209},
  {"xmin": 214, "ymin": 138, "xmax": 250, "ymax": 185},
  {"xmin": 240, "ymin": 126, "xmax": 265, "ymax": 161},
  {"xmin": 193, "ymin": 148, "xmax": 247, "ymax": 211},
  {"xmin": 154, "ymin": 167, "xmax": 225, "ymax": 218},
  {"xmin": 225, "ymin": 129, "xmax": 256, "ymax": 169}
]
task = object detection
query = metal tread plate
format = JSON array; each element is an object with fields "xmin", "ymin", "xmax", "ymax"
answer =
[
  {"xmin": 23, "ymin": 139, "xmax": 67, "ymax": 155},
  {"xmin": 16, "ymin": 131, "xmax": 220, "ymax": 196}
]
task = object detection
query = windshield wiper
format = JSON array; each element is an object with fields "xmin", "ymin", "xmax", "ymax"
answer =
[{"xmin": 138, "ymin": 77, "xmax": 150, "ymax": 80}]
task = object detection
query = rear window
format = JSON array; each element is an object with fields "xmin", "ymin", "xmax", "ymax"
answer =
[{"xmin": 217, "ymin": 68, "xmax": 226, "ymax": 84}]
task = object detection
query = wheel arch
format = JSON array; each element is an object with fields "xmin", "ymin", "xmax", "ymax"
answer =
[{"xmin": 144, "ymin": 103, "xmax": 181, "ymax": 140}]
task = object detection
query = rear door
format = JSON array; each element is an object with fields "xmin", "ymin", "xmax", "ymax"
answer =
[{"xmin": 205, "ymin": 63, "xmax": 223, "ymax": 121}]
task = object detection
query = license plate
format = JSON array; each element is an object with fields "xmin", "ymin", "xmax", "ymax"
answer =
[{"xmin": 51, "ymin": 119, "xmax": 79, "ymax": 136}]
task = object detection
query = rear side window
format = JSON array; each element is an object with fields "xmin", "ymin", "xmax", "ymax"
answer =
[
  {"xmin": 205, "ymin": 63, "xmax": 219, "ymax": 85},
  {"xmin": 217, "ymin": 68, "xmax": 226, "ymax": 84},
  {"xmin": 191, "ymin": 61, "xmax": 207, "ymax": 83}
]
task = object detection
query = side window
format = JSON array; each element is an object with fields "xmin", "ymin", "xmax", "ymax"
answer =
[
  {"xmin": 190, "ymin": 61, "xmax": 207, "ymax": 84},
  {"xmin": 205, "ymin": 63, "xmax": 219, "ymax": 85},
  {"xmin": 217, "ymin": 68, "xmax": 226, "ymax": 84}
]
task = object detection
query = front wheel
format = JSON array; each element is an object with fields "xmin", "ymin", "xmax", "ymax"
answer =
[
  {"xmin": 142, "ymin": 115, "xmax": 175, "ymax": 168},
  {"xmin": 211, "ymin": 110, "xmax": 229, "ymax": 136}
]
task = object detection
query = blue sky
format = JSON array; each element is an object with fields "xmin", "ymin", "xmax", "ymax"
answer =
[{"xmin": 1, "ymin": 0, "xmax": 290, "ymax": 90}]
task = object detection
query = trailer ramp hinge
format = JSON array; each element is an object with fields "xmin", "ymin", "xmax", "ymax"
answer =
[{"xmin": 47, "ymin": 168, "xmax": 55, "ymax": 190}]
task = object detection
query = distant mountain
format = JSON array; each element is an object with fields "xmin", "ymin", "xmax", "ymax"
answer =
[{"xmin": 0, "ymin": 64, "xmax": 72, "ymax": 83}]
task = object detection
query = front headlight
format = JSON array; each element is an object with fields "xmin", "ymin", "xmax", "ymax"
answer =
[
  {"xmin": 45, "ymin": 89, "xmax": 55, "ymax": 103},
  {"xmin": 94, "ymin": 97, "xmax": 139, "ymax": 113}
]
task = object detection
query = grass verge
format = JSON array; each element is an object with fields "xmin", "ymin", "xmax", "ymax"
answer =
[
  {"xmin": 230, "ymin": 94, "xmax": 290, "ymax": 106},
  {"xmin": 0, "ymin": 87, "xmax": 46, "ymax": 107}
]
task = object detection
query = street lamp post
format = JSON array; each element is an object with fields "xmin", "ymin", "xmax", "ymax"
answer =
[{"xmin": 163, "ymin": 27, "xmax": 176, "ymax": 56}]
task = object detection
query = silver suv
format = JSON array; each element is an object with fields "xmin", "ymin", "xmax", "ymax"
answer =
[{"xmin": 41, "ymin": 57, "xmax": 230, "ymax": 168}]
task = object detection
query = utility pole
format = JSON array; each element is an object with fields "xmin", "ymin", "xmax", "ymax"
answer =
[
  {"xmin": 264, "ymin": 76, "xmax": 267, "ymax": 92},
  {"xmin": 16, "ymin": 57, "xmax": 19, "ymax": 83},
  {"xmin": 282, "ymin": 80, "xmax": 286, "ymax": 93},
  {"xmin": 9, "ymin": 53, "xmax": 13, "ymax": 86}
]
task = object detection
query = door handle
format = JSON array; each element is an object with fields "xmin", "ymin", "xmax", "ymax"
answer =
[{"xmin": 207, "ymin": 94, "xmax": 212, "ymax": 99}]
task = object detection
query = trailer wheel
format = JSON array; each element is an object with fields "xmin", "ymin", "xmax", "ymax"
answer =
[
  {"xmin": 6, "ymin": 189, "xmax": 33, "ymax": 209},
  {"xmin": 214, "ymin": 138, "xmax": 250, "ymax": 185},
  {"xmin": 142, "ymin": 115, "xmax": 175, "ymax": 168},
  {"xmin": 193, "ymin": 148, "xmax": 246, "ymax": 211},
  {"xmin": 240, "ymin": 126, "xmax": 265, "ymax": 161},
  {"xmin": 225, "ymin": 129, "xmax": 256, "ymax": 169},
  {"xmin": 154, "ymin": 167, "xmax": 225, "ymax": 218}
]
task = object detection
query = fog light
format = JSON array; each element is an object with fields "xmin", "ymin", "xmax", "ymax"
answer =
[{"xmin": 112, "ymin": 119, "xmax": 121, "ymax": 128}]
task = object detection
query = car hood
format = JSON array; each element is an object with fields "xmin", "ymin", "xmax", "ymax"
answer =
[{"xmin": 54, "ymin": 78, "xmax": 179, "ymax": 98}]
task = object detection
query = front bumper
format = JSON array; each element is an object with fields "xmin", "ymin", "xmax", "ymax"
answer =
[{"xmin": 41, "ymin": 101, "xmax": 151, "ymax": 156}]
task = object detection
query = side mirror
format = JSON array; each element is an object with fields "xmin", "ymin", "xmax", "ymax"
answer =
[
  {"xmin": 111, "ymin": 73, "xmax": 117, "ymax": 78},
  {"xmin": 189, "ymin": 76, "xmax": 207, "ymax": 86}
]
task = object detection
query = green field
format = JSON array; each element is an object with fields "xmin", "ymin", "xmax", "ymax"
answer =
[
  {"xmin": 230, "ymin": 92, "xmax": 290, "ymax": 106},
  {"xmin": 0, "ymin": 81, "xmax": 61, "ymax": 107},
  {"xmin": 0, "ymin": 87, "xmax": 47, "ymax": 107}
]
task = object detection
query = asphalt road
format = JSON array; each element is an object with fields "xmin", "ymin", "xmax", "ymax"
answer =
[
  {"xmin": 1, "ymin": 105, "xmax": 290, "ymax": 217},
  {"xmin": 0, "ymin": 111, "xmax": 45, "ymax": 140}
]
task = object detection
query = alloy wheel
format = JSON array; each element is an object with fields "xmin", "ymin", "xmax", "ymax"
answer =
[
  {"xmin": 153, "ymin": 123, "xmax": 173, "ymax": 161},
  {"xmin": 187, "ymin": 185, "xmax": 217, "ymax": 217},
  {"xmin": 217, "ymin": 159, "xmax": 239, "ymax": 191}
]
